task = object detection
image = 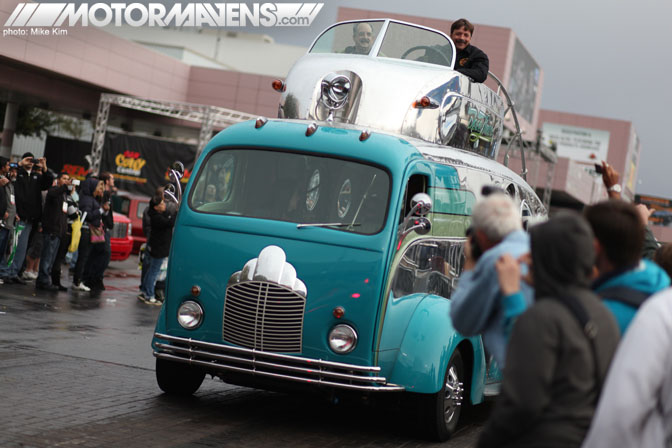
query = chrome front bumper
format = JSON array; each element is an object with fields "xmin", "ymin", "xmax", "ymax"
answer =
[{"xmin": 154, "ymin": 333, "xmax": 404, "ymax": 392}]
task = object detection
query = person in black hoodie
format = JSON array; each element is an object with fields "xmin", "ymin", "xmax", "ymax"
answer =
[
  {"xmin": 138, "ymin": 194, "xmax": 175, "ymax": 305},
  {"xmin": 450, "ymin": 18, "xmax": 489, "ymax": 83},
  {"xmin": 0, "ymin": 153, "xmax": 53, "ymax": 284},
  {"xmin": 478, "ymin": 213, "xmax": 620, "ymax": 448},
  {"xmin": 84, "ymin": 172, "xmax": 115, "ymax": 291},
  {"xmin": 72, "ymin": 177, "xmax": 104, "ymax": 292},
  {"xmin": 36, "ymin": 172, "xmax": 71, "ymax": 291}
]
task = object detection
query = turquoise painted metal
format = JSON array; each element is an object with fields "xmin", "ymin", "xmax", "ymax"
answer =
[{"xmin": 153, "ymin": 118, "xmax": 493, "ymax": 395}]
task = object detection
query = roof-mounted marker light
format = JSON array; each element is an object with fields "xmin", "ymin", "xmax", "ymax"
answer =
[
  {"xmin": 306, "ymin": 122, "xmax": 318, "ymax": 136},
  {"xmin": 255, "ymin": 117, "xmax": 268, "ymax": 128},
  {"xmin": 412, "ymin": 96, "xmax": 439, "ymax": 109},
  {"xmin": 272, "ymin": 79, "xmax": 286, "ymax": 92},
  {"xmin": 359, "ymin": 130, "xmax": 371, "ymax": 141}
]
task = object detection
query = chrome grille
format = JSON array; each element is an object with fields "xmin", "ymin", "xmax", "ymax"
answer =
[
  {"xmin": 223, "ymin": 281, "xmax": 305, "ymax": 353},
  {"xmin": 111, "ymin": 222, "xmax": 128, "ymax": 239}
]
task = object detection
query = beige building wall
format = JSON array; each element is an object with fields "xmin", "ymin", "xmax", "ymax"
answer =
[{"xmin": 0, "ymin": 0, "xmax": 190, "ymax": 102}]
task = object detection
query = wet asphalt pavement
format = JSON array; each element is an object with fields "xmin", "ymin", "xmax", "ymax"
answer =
[{"xmin": 0, "ymin": 256, "xmax": 490, "ymax": 447}]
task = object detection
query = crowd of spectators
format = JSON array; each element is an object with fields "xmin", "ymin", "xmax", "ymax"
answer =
[
  {"xmin": 0, "ymin": 152, "xmax": 121, "ymax": 294},
  {"xmin": 454, "ymin": 162, "xmax": 672, "ymax": 447}
]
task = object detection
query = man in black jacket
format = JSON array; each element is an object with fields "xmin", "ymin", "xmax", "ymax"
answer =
[
  {"xmin": 0, "ymin": 153, "xmax": 53, "ymax": 284},
  {"xmin": 450, "ymin": 18, "xmax": 489, "ymax": 83},
  {"xmin": 36, "ymin": 172, "xmax": 71, "ymax": 291}
]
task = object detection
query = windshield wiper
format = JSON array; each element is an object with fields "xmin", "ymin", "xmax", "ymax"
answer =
[{"xmin": 297, "ymin": 222, "xmax": 361, "ymax": 229}]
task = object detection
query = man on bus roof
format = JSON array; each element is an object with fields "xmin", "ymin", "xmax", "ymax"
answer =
[{"xmin": 450, "ymin": 18, "xmax": 489, "ymax": 83}]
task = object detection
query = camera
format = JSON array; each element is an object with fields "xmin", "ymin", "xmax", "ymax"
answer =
[
  {"xmin": 465, "ymin": 225, "xmax": 483, "ymax": 261},
  {"xmin": 30, "ymin": 158, "xmax": 38, "ymax": 164},
  {"xmin": 72, "ymin": 179, "xmax": 81, "ymax": 186},
  {"xmin": 594, "ymin": 163, "xmax": 604, "ymax": 174}
]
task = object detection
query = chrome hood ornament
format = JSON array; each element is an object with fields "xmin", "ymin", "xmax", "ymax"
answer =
[{"xmin": 228, "ymin": 246, "xmax": 307, "ymax": 297}]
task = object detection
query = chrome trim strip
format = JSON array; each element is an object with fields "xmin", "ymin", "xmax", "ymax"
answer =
[
  {"xmin": 154, "ymin": 333, "xmax": 404, "ymax": 392},
  {"xmin": 154, "ymin": 343, "xmax": 388, "ymax": 383}
]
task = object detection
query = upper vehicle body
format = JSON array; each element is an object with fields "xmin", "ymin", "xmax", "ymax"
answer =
[{"xmin": 151, "ymin": 19, "xmax": 545, "ymax": 441}]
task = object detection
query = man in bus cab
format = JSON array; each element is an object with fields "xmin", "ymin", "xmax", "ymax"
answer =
[
  {"xmin": 344, "ymin": 22, "xmax": 374, "ymax": 55},
  {"xmin": 450, "ymin": 18, "xmax": 489, "ymax": 83}
]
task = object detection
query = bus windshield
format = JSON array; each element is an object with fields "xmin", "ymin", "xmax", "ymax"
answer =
[
  {"xmin": 310, "ymin": 20, "xmax": 454, "ymax": 68},
  {"xmin": 189, "ymin": 149, "xmax": 390, "ymax": 235}
]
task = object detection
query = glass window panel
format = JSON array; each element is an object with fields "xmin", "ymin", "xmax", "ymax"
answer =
[
  {"xmin": 378, "ymin": 22, "xmax": 453, "ymax": 68},
  {"xmin": 189, "ymin": 149, "xmax": 390, "ymax": 235},
  {"xmin": 310, "ymin": 21, "xmax": 384, "ymax": 55}
]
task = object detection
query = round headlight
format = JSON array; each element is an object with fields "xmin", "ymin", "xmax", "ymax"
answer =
[
  {"xmin": 328, "ymin": 324, "xmax": 357, "ymax": 354},
  {"xmin": 177, "ymin": 301, "xmax": 203, "ymax": 329}
]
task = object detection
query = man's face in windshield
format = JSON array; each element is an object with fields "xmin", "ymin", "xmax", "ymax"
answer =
[
  {"xmin": 451, "ymin": 26, "xmax": 472, "ymax": 51},
  {"xmin": 353, "ymin": 23, "xmax": 373, "ymax": 55}
]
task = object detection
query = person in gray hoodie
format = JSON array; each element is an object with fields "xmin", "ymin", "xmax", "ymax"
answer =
[{"xmin": 478, "ymin": 213, "xmax": 620, "ymax": 448}]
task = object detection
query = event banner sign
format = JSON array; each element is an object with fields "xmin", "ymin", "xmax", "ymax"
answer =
[
  {"xmin": 101, "ymin": 132, "xmax": 196, "ymax": 197},
  {"xmin": 541, "ymin": 122, "xmax": 610, "ymax": 163},
  {"xmin": 44, "ymin": 135, "xmax": 92, "ymax": 180}
]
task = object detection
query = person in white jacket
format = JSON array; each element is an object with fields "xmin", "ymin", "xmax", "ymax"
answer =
[{"xmin": 582, "ymin": 288, "xmax": 672, "ymax": 448}]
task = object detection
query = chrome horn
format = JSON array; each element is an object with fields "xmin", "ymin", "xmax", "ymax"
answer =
[
  {"xmin": 164, "ymin": 161, "xmax": 185, "ymax": 205},
  {"xmin": 319, "ymin": 73, "xmax": 351, "ymax": 122}
]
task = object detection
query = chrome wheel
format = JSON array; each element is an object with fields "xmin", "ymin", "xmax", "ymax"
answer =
[
  {"xmin": 443, "ymin": 364, "xmax": 464, "ymax": 425},
  {"xmin": 417, "ymin": 349, "xmax": 466, "ymax": 441}
]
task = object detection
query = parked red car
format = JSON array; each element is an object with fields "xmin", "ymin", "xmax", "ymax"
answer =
[
  {"xmin": 111, "ymin": 212, "xmax": 133, "ymax": 261},
  {"xmin": 112, "ymin": 192, "xmax": 150, "ymax": 255}
]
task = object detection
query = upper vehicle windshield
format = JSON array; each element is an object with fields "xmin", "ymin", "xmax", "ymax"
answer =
[
  {"xmin": 310, "ymin": 20, "xmax": 384, "ymax": 56},
  {"xmin": 189, "ymin": 149, "xmax": 390, "ymax": 235},
  {"xmin": 310, "ymin": 20, "xmax": 454, "ymax": 68}
]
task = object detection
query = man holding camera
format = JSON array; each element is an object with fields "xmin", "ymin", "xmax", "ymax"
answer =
[
  {"xmin": 450, "ymin": 193, "xmax": 533, "ymax": 368},
  {"xmin": 0, "ymin": 153, "xmax": 53, "ymax": 284},
  {"xmin": 36, "ymin": 172, "xmax": 71, "ymax": 291}
]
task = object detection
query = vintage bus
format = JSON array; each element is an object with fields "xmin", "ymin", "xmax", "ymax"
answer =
[{"xmin": 151, "ymin": 19, "xmax": 545, "ymax": 441}]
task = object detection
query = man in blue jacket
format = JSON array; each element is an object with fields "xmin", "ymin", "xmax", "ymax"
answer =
[
  {"xmin": 450, "ymin": 193, "xmax": 532, "ymax": 368},
  {"xmin": 584, "ymin": 200, "xmax": 670, "ymax": 334}
]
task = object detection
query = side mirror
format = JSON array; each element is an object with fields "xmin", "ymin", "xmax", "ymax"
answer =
[
  {"xmin": 410, "ymin": 192, "xmax": 432, "ymax": 216},
  {"xmin": 397, "ymin": 193, "xmax": 433, "ymax": 248},
  {"xmin": 164, "ymin": 160, "xmax": 185, "ymax": 205},
  {"xmin": 163, "ymin": 183, "xmax": 178, "ymax": 204},
  {"xmin": 172, "ymin": 161, "xmax": 185, "ymax": 178}
]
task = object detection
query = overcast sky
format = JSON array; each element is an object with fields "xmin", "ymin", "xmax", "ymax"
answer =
[{"xmin": 261, "ymin": 0, "xmax": 672, "ymax": 198}]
